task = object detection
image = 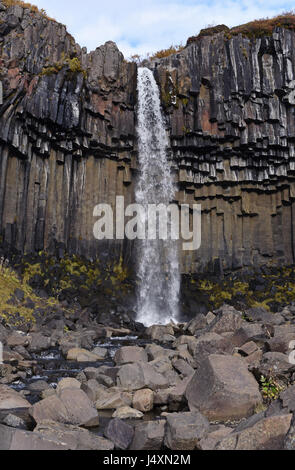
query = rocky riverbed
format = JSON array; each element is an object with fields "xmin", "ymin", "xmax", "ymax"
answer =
[{"xmin": 1, "ymin": 299, "xmax": 295, "ymax": 450}]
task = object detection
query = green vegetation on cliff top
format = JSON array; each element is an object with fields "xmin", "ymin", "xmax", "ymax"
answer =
[
  {"xmin": 187, "ymin": 12, "xmax": 295, "ymax": 44},
  {"xmin": 131, "ymin": 12, "xmax": 295, "ymax": 62}
]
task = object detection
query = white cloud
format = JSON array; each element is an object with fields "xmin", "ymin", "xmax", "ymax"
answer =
[{"xmin": 31, "ymin": 0, "xmax": 294, "ymax": 58}]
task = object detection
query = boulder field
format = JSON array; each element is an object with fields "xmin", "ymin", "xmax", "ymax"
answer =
[{"xmin": 1, "ymin": 301, "xmax": 295, "ymax": 450}]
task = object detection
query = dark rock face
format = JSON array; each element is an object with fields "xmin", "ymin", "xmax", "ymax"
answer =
[
  {"xmin": 152, "ymin": 28, "xmax": 295, "ymax": 273},
  {"xmin": 1, "ymin": 2, "xmax": 295, "ymax": 273},
  {"xmin": 0, "ymin": 2, "xmax": 137, "ymax": 262}
]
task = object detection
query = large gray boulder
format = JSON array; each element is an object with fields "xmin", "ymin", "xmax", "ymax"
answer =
[
  {"xmin": 266, "ymin": 327, "xmax": 295, "ymax": 354},
  {"xmin": 186, "ymin": 354, "xmax": 262, "ymax": 421},
  {"xmin": 0, "ymin": 385, "xmax": 30, "ymax": 410},
  {"xmin": 0, "ymin": 424, "xmax": 68, "ymax": 450},
  {"xmin": 116, "ymin": 362, "xmax": 168, "ymax": 391},
  {"xmin": 30, "ymin": 388, "xmax": 99, "ymax": 427},
  {"xmin": 95, "ymin": 386, "xmax": 132, "ymax": 410},
  {"xmin": 7, "ymin": 332, "xmax": 29, "ymax": 348},
  {"xmin": 164, "ymin": 411, "xmax": 210, "ymax": 450},
  {"xmin": 217, "ymin": 414, "xmax": 292, "ymax": 450},
  {"xmin": 198, "ymin": 425, "xmax": 233, "ymax": 450},
  {"xmin": 172, "ymin": 358, "xmax": 195, "ymax": 378},
  {"xmin": 130, "ymin": 420, "xmax": 166, "ymax": 450},
  {"xmin": 114, "ymin": 346, "xmax": 148, "ymax": 365},
  {"xmin": 185, "ymin": 314, "xmax": 207, "ymax": 335},
  {"xmin": 116, "ymin": 363, "xmax": 145, "ymax": 391},
  {"xmin": 230, "ymin": 324, "xmax": 265, "ymax": 348},
  {"xmin": 245, "ymin": 307, "xmax": 284, "ymax": 325},
  {"xmin": 173, "ymin": 336, "xmax": 199, "ymax": 355},
  {"xmin": 104, "ymin": 418, "xmax": 134, "ymax": 450},
  {"xmin": 34, "ymin": 420, "xmax": 114, "ymax": 450},
  {"xmin": 258, "ymin": 352, "xmax": 293, "ymax": 379},
  {"xmin": 145, "ymin": 325, "xmax": 175, "ymax": 342},
  {"xmin": 190, "ymin": 332, "xmax": 231, "ymax": 359},
  {"xmin": 28, "ymin": 333, "xmax": 51, "ymax": 353},
  {"xmin": 209, "ymin": 305, "xmax": 244, "ymax": 334},
  {"xmin": 145, "ymin": 344, "xmax": 177, "ymax": 361}
]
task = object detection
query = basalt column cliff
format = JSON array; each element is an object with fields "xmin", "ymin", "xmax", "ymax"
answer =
[
  {"xmin": 0, "ymin": 1, "xmax": 137, "ymax": 264},
  {"xmin": 1, "ymin": 2, "xmax": 295, "ymax": 274}
]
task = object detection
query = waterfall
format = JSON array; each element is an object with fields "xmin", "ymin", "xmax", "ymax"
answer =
[{"xmin": 135, "ymin": 67, "xmax": 180, "ymax": 326}]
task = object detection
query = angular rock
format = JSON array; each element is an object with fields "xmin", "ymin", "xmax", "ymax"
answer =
[
  {"xmin": 7, "ymin": 333, "xmax": 29, "ymax": 348},
  {"xmin": 164, "ymin": 411, "xmax": 210, "ymax": 450},
  {"xmin": 30, "ymin": 388, "xmax": 99, "ymax": 427},
  {"xmin": 173, "ymin": 336, "xmax": 199, "ymax": 355},
  {"xmin": 104, "ymin": 418, "xmax": 134, "ymax": 450},
  {"xmin": 258, "ymin": 352, "xmax": 293, "ymax": 379},
  {"xmin": 185, "ymin": 314, "xmax": 207, "ymax": 335},
  {"xmin": 198, "ymin": 425, "xmax": 233, "ymax": 450},
  {"xmin": 145, "ymin": 344, "xmax": 177, "ymax": 361},
  {"xmin": 209, "ymin": 306, "xmax": 244, "ymax": 334},
  {"xmin": 230, "ymin": 324, "xmax": 265, "ymax": 348},
  {"xmin": 206, "ymin": 312, "xmax": 216, "ymax": 324},
  {"xmin": 140, "ymin": 362, "xmax": 169, "ymax": 390},
  {"xmin": 95, "ymin": 387, "xmax": 132, "ymax": 410},
  {"xmin": 28, "ymin": 333, "xmax": 51, "ymax": 353},
  {"xmin": 0, "ymin": 385, "xmax": 30, "ymax": 410},
  {"xmin": 81, "ymin": 379, "xmax": 101, "ymax": 402},
  {"xmin": 114, "ymin": 346, "xmax": 148, "ymax": 365},
  {"xmin": 133, "ymin": 389, "xmax": 154, "ymax": 412},
  {"xmin": 92, "ymin": 347, "xmax": 108, "ymax": 359},
  {"xmin": 186, "ymin": 354, "xmax": 262, "ymax": 421},
  {"xmin": 56, "ymin": 378, "xmax": 81, "ymax": 393},
  {"xmin": 34, "ymin": 420, "xmax": 114, "ymax": 450},
  {"xmin": 238, "ymin": 341, "xmax": 259, "ymax": 356},
  {"xmin": 116, "ymin": 363, "xmax": 145, "ymax": 391},
  {"xmin": 217, "ymin": 414, "xmax": 292, "ymax": 450},
  {"xmin": 267, "ymin": 331, "xmax": 295, "ymax": 354},
  {"xmin": 172, "ymin": 358, "xmax": 195, "ymax": 378},
  {"xmin": 130, "ymin": 420, "xmax": 166, "ymax": 450},
  {"xmin": 116, "ymin": 362, "xmax": 168, "ymax": 391},
  {"xmin": 245, "ymin": 307, "xmax": 284, "ymax": 325},
  {"xmin": 2, "ymin": 413, "xmax": 27, "ymax": 430},
  {"xmin": 149, "ymin": 356, "xmax": 180, "ymax": 387},
  {"xmin": 190, "ymin": 332, "xmax": 231, "ymax": 359},
  {"xmin": 145, "ymin": 325, "xmax": 175, "ymax": 342},
  {"xmin": 0, "ymin": 424, "xmax": 68, "ymax": 450}
]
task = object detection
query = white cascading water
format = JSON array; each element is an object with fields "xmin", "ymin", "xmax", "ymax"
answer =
[{"xmin": 135, "ymin": 67, "xmax": 180, "ymax": 326}]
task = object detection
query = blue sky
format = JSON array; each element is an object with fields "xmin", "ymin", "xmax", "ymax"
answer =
[{"xmin": 31, "ymin": 0, "xmax": 294, "ymax": 58}]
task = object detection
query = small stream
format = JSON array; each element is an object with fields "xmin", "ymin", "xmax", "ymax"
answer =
[
  {"xmin": 6, "ymin": 334, "xmax": 164, "ymax": 435},
  {"xmin": 10, "ymin": 335, "xmax": 150, "ymax": 405}
]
